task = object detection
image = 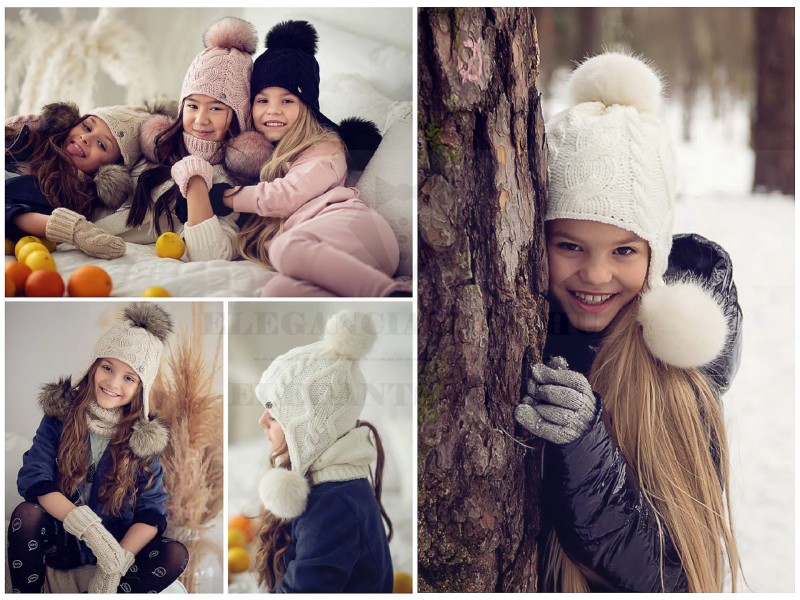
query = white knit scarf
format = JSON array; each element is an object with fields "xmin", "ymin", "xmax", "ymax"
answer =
[
  {"xmin": 183, "ymin": 132, "xmax": 224, "ymax": 164},
  {"xmin": 308, "ymin": 426, "xmax": 377, "ymax": 485},
  {"xmin": 85, "ymin": 400, "xmax": 123, "ymax": 439}
]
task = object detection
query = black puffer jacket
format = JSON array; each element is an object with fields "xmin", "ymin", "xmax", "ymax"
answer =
[{"xmin": 539, "ymin": 233, "xmax": 743, "ymax": 593}]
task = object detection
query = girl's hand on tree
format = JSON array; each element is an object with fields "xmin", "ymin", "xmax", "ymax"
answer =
[
  {"xmin": 515, "ymin": 357, "xmax": 598, "ymax": 445},
  {"xmin": 171, "ymin": 155, "xmax": 213, "ymax": 197}
]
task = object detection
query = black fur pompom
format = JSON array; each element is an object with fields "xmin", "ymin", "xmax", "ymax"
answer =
[
  {"xmin": 338, "ymin": 117, "xmax": 382, "ymax": 171},
  {"xmin": 265, "ymin": 20, "xmax": 318, "ymax": 55},
  {"xmin": 123, "ymin": 302, "xmax": 173, "ymax": 342}
]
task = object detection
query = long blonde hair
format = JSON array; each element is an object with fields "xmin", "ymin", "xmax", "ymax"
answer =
[
  {"xmin": 235, "ymin": 101, "xmax": 343, "ymax": 267},
  {"xmin": 544, "ymin": 298, "xmax": 740, "ymax": 592}
]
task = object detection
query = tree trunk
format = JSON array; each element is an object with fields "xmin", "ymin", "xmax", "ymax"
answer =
[
  {"xmin": 417, "ymin": 8, "xmax": 549, "ymax": 593},
  {"xmin": 753, "ymin": 7, "xmax": 794, "ymax": 195}
]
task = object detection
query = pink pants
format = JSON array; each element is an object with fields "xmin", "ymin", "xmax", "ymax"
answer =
[{"xmin": 258, "ymin": 201, "xmax": 406, "ymax": 297}]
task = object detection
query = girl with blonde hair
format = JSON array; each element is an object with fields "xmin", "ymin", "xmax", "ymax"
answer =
[{"xmin": 515, "ymin": 52, "xmax": 743, "ymax": 592}]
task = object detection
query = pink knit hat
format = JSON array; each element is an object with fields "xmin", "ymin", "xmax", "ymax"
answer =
[{"xmin": 181, "ymin": 17, "xmax": 258, "ymax": 134}]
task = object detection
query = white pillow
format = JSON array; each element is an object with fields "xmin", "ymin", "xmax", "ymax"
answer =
[
  {"xmin": 356, "ymin": 105, "xmax": 413, "ymax": 278},
  {"xmin": 319, "ymin": 74, "xmax": 395, "ymax": 131}
]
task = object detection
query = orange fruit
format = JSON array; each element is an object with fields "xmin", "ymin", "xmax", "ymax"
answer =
[
  {"xmin": 24, "ymin": 250, "xmax": 56, "ymax": 272},
  {"xmin": 14, "ymin": 235, "xmax": 42, "ymax": 259},
  {"xmin": 17, "ymin": 242, "xmax": 49, "ymax": 266},
  {"xmin": 142, "ymin": 286, "xmax": 171, "ymax": 297},
  {"xmin": 228, "ymin": 515, "xmax": 255, "ymax": 542},
  {"xmin": 67, "ymin": 265, "xmax": 113, "ymax": 297},
  {"xmin": 228, "ymin": 528, "xmax": 247, "ymax": 549},
  {"xmin": 394, "ymin": 572, "xmax": 413, "ymax": 593},
  {"xmin": 25, "ymin": 270, "xmax": 65, "ymax": 297},
  {"xmin": 227, "ymin": 547, "xmax": 249, "ymax": 573},
  {"xmin": 6, "ymin": 262, "xmax": 32, "ymax": 296},
  {"xmin": 5, "ymin": 272, "xmax": 15, "ymax": 297}
]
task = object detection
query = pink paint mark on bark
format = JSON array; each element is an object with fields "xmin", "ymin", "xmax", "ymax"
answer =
[{"xmin": 458, "ymin": 38, "xmax": 484, "ymax": 84}]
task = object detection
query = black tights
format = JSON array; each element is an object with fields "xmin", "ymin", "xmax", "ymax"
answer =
[{"xmin": 7, "ymin": 502, "xmax": 188, "ymax": 593}]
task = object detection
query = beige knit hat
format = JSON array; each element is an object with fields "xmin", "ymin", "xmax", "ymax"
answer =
[
  {"xmin": 91, "ymin": 105, "xmax": 152, "ymax": 167},
  {"xmin": 255, "ymin": 311, "xmax": 378, "ymax": 519},
  {"xmin": 181, "ymin": 16, "xmax": 258, "ymax": 134},
  {"xmin": 545, "ymin": 52, "xmax": 727, "ymax": 369},
  {"xmin": 81, "ymin": 302, "xmax": 173, "ymax": 457}
]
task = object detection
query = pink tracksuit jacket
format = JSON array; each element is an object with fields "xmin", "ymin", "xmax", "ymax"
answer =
[{"xmin": 232, "ymin": 141, "xmax": 405, "ymax": 297}]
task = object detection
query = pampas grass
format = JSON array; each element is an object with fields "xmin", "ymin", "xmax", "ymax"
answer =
[{"xmin": 149, "ymin": 303, "xmax": 223, "ymax": 593}]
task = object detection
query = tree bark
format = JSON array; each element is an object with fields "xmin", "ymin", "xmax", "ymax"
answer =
[
  {"xmin": 417, "ymin": 8, "xmax": 548, "ymax": 592},
  {"xmin": 753, "ymin": 7, "xmax": 794, "ymax": 195}
]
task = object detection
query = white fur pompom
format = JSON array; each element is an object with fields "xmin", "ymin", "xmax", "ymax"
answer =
[
  {"xmin": 570, "ymin": 52, "xmax": 663, "ymax": 114},
  {"xmin": 258, "ymin": 468, "xmax": 309, "ymax": 520},
  {"xmin": 638, "ymin": 281, "xmax": 727, "ymax": 369},
  {"xmin": 323, "ymin": 311, "xmax": 377, "ymax": 360}
]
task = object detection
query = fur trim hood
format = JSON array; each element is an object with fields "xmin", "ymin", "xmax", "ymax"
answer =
[{"xmin": 38, "ymin": 376, "xmax": 169, "ymax": 458}]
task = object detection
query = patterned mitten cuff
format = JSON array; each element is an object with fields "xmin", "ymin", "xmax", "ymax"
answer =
[
  {"xmin": 62, "ymin": 505, "xmax": 101, "ymax": 539},
  {"xmin": 88, "ymin": 549, "xmax": 135, "ymax": 593},
  {"xmin": 45, "ymin": 207, "xmax": 84, "ymax": 245},
  {"xmin": 171, "ymin": 155, "xmax": 214, "ymax": 197}
]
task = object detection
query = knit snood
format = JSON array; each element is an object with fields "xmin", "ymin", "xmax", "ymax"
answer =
[
  {"xmin": 183, "ymin": 132, "xmax": 224, "ymax": 164},
  {"xmin": 308, "ymin": 426, "xmax": 377, "ymax": 485},
  {"xmin": 85, "ymin": 400, "xmax": 123, "ymax": 439}
]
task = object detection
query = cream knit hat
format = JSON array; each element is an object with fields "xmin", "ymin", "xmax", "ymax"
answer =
[
  {"xmin": 546, "ymin": 52, "xmax": 727, "ymax": 369},
  {"xmin": 255, "ymin": 311, "xmax": 378, "ymax": 519},
  {"xmin": 91, "ymin": 105, "xmax": 152, "ymax": 167},
  {"xmin": 81, "ymin": 302, "xmax": 173, "ymax": 457}
]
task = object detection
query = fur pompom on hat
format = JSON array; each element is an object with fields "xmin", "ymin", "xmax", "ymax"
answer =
[
  {"xmin": 223, "ymin": 130, "xmax": 274, "ymax": 179},
  {"xmin": 139, "ymin": 114, "xmax": 173, "ymax": 163},
  {"xmin": 72, "ymin": 302, "xmax": 174, "ymax": 456},
  {"xmin": 255, "ymin": 312, "xmax": 378, "ymax": 518},
  {"xmin": 181, "ymin": 16, "xmax": 258, "ymax": 135},
  {"xmin": 546, "ymin": 52, "xmax": 726, "ymax": 369}
]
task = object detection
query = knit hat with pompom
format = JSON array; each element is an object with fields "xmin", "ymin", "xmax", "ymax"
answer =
[
  {"xmin": 545, "ymin": 52, "xmax": 727, "ymax": 369},
  {"xmin": 180, "ymin": 16, "xmax": 258, "ymax": 134},
  {"xmin": 255, "ymin": 311, "xmax": 378, "ymax": 519}
]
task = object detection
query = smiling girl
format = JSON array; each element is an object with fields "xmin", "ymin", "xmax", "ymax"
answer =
[
  {"xmin": 97, "ymin": 17, "xmax": 259, "ymax": 260},
  {"xmin": 173, "ymin": 20, "xmax": 407, "ymax": 296},
  {"xmin": 8, "ymin": 303, "xmax": 187, "ymax": 594},
  {"xmin": 514, "ymin": 53, "xmax": 743, "ymax": 592},
  {"xmin": 5, "ymin": 104, "xmax": 153, "ymax": 259}
]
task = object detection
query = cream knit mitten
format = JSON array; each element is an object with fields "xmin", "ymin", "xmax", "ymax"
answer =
[
  {"xmin": 63, "ymin": 505, "xmax": 133, "ymax": 584},
  {"xmin": 45, "ymin": 207, "xmax": 126, "ymax": 259},
  {"xmin": 88, "ymin": 549, "xmax": 135, "ymax": 594}
]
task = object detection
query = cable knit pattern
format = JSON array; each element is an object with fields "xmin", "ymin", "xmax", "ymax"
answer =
[
  {"xmin": 545, "ymin": 53, "xmax": 676, "ymax": 289},
  {"xmin": 309, "ymin": 426, "xmax": 376, "ymax": 485},
  {"xmin": 182, "ymin": 132, "xmax": 224, "ymax": 164},
  {"xmin": 91, "ymin": 105, "xmax": 152, "ymax": 167},
  {"xmin": 171, "ymin": 154, "xmax": 214, "ymax": 197},
  {"xmin": 85, "ymin": 400, "xmax": 122, "ymax": 439},
  {"xmin": 45, "ymin": 207, "xmax": 126, "ymax": 259}
]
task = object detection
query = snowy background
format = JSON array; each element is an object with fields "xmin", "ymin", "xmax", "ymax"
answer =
[{"xmin": 544, "ymin": 77, "xmax": 795, "ymax": 592}]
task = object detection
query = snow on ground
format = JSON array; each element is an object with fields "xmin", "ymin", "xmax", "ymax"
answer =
[{"xmin": 670, "ymin": 98, "xmax": 794, "ymax": 593}]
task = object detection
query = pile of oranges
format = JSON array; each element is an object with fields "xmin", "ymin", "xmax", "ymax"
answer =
[
  {"xmin": 228, "ymin": 514, "xmax": 255, "ymax": 581},
  {"xmin": 5, "ymin": 236, "xmax": 113, "ymax": 297}
]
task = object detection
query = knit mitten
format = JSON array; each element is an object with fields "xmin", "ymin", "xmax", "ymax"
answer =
[
  {"xmin": 171, "ymin": 155, "xmax": 214, "ymax": 197},
  {"xmin": 62, "ymin": 506, "xmax": 131, "ymax": 574},
  {"xmin": 88, "ymin": 548, "xmax": 135, "ymax": 594},
  {"xmin": 515, "ymin": 357, "xmax": 598, "ymax": 445},
  {"xmin": 45, "ymin": 208, "xmax": 126, "ymax": 259}
]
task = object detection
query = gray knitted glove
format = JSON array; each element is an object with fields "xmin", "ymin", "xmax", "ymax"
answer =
[
  {"xmin": 62, "ymin": 506, "xmax": 132, "ymax": 581},
  {"xmin": 45, "ymin": 207, "xmax": 125, "ymax": 259},
  {"xmin": 515, "ymin": 356, "xmax": 598, "ymax": 444},
  {"xmin": 88, "ymin": 548, "xmax": 135, "ymax": 594}
]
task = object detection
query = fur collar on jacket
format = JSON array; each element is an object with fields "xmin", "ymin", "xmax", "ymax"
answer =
[{"xmin": 38, "ymin": 376, "xmax": 169, "ymax": 458}]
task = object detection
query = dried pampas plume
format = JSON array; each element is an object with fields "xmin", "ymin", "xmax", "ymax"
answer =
[{"xmin": 149, "ymin": 304, "xmax": 223, "ymax": 593}]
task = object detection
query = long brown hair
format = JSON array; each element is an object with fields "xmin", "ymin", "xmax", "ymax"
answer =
[
  {"xmin": 234, "ymin": 101, "xmax": 343, "ymax": 267},
  {"xmin": 127, "ymin": 104, "xmax": 239, "ymax": 234},
  {"xmin": 543, "ymin": 298, "xmax": 740, "ymax": 592},
  {"xmin": 252, "ymin": 420, "xmax": 393, "ymax": 591},
  {"xmin": 57, "ymin": 360, "xmax": 155, "ymax": 517},
  {"xmin": 5, "ymin": 118, "xmax": 100, "ymax": 216}
]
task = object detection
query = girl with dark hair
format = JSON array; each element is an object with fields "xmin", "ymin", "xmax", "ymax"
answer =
[
  {"xmin": 514, "ymin": 52, "xmax": 743, "ymax": 592},
  {"xmin": 8, "ymin": 303, "xmax": 188, "ymax": 593},
  {"xmin": 92, "ymin": 16, "xmax": 260, "ymax": 261},
  {"xmin": 5, "ymin": 103, "xmax": 152, "ymax": 259},
  {"xmin": 251, "ymin": 311, "xmax": 393, "ymax": 592}
]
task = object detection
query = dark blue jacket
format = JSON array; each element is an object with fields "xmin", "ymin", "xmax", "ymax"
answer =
[
  {"xmin": 279, "ymin": 479, "xmax": 393, "ymax": 593},
  {"xmin": 17, "ymin": 413, "xmax": 168, "ymax": 567},
  {"xmin": 539, "ymin": 234, "xmax": 743, "ymax": 592}
]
